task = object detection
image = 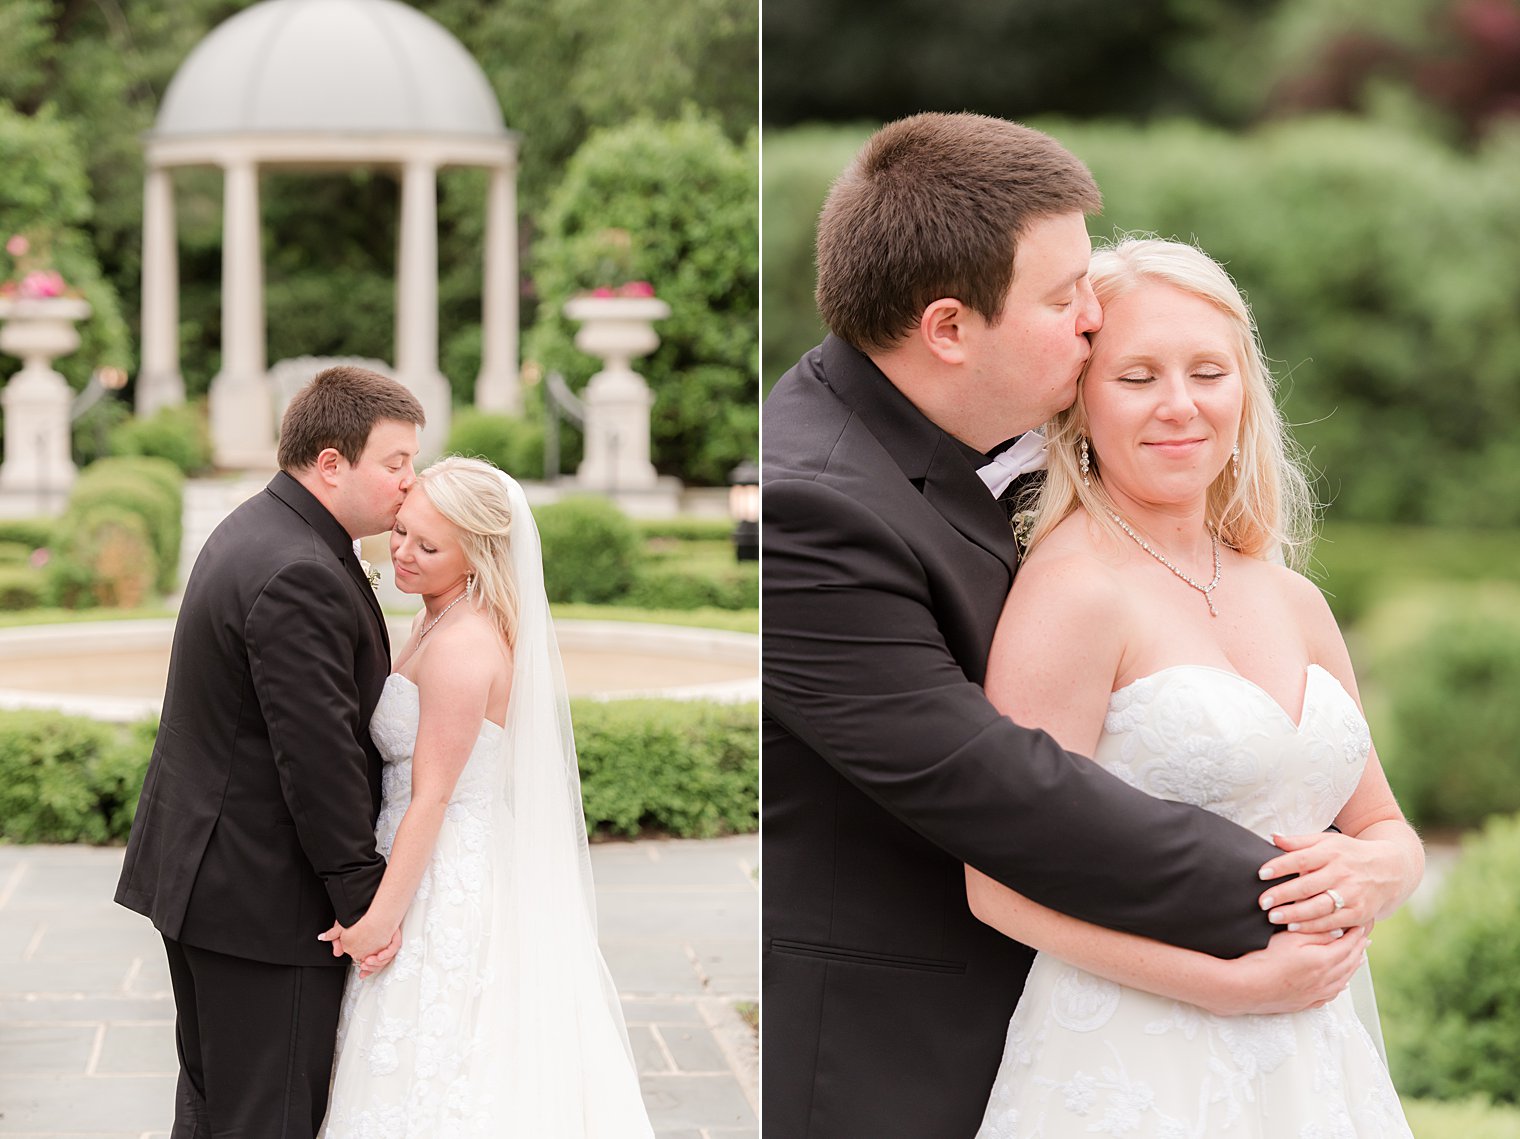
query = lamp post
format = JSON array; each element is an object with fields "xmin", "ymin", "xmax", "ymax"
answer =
[{"xmin": 728, "ymin": 458, "xmax": 758, "ymax": 562}]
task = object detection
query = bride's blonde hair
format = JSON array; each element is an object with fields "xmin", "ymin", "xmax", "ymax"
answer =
[
  {"xmin": 1023, "ymin": 237, "xmax": 1316, "ymax": 569},
  {"xmin": 413, "ymin": 456, "xmax": 521, "ymax": 647}
]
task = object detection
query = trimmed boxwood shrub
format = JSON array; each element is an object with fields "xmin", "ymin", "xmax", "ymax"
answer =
[
  {"xmin": 0, "ymin": 565, "xmax": 49, "ymax": 610},
  {"xmin": 626, "ymin": 562, "xmax": 758, "ymax": 611},
  {"xmin": 443, "ymin": 409, "xmax": 545, "ymax": 481},
  {"xmin": 0, "ymin": 519, "xmax": 54, "ymax": 549},
  {"xmin": 1376, "ymin": 813, "xmax": 1520, "ymax": 1105},
  {"xmin": 63, "ymin": 456, "xmax": 183, "ymax": 595},
  {"xmin": 0, "ymin": 701, "xmax": 756, "ymax": 844},
  {"xmin": 49, "ymin": 506, "xmax": 155, "ymax": 609},
  {"xmin": 108, "ymin": 403, "xmax": 212, "ymax": 475},
  {"xmin": 1362, "ymin": 584, "xmax": 1520, "ymax": 831},
  {"xmin": 536, "ymin": 496, "xmax": 642, "ymax": 604},
  {"xmin": 573, "ymin": 699, "xmax": 758, "ymax": 838}
]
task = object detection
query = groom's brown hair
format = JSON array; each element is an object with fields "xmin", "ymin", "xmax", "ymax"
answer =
[
  {"xmin": 278, "ymin": 365, "xmax": 426, "ymax": 470},
  {"xmin": 815, "ymin": 113, "xmax": 1101, "ymax": 353}
]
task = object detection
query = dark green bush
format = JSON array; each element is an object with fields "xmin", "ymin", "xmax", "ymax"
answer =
[
  {"xmin": 0, "ymin": 566, "xmax": 48, "ymax": 610},
  {"xmin": 0, "ymin": 712, "xmax": 147, "ymax": 844},
  {"xmin": 0, "ymin": 541, "xmax": 33, "ymax": 566},
  {"xmin": 66, "ymin": 457, "xmax": 183, "ymax": 594},
  {"xmin": 536, "ymin": 496, "xmax": 643, "ymax": 604},
  {"xmin": 0, "ymin": 701, "xmax": 755, "ymax": 844},
  {"xmin": 1363, "ymin": 584, "xmax": 1520, "ymax": 831},
  {"xmin": 443, "ymin": 409, "xmax": 545, "ymax": 481},
  {"xmin": 636, "ymin": 517, "xmax": 735, "ymax": 543},
  {"xmin": 627, "ymin": 561, "xmax": 758, "ymax": 611},
  {"xmin": 573, "ymin": 699, "xmax": 758, "ymax": 837},
  {"xmin": 1377, "ymin": 813, "xmax": 1520, "ymax": 1104},
  {"xmin": 526, "ymin": 114, "xmax": 758, "ymax": 486},
  {"xmin": 108, "ymin": 403, "xmax": 212, "ymax": 475},
  {"xmin": 50, "ymin": 506, "xmax": 155, "ymax": 609},
  {"xmin": 0, "ymin": 519, "xmax": 54, "ymax": 549}
]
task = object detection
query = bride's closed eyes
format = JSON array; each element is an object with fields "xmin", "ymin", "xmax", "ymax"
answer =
[{"xmin": 393, "ymin": 522, "xmax": 439, "ymax": 555}]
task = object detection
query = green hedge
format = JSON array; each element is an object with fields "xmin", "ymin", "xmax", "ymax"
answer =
[
  {"xmin": 0, "ymin": 701, "xmax": 757, "ymax": 844},
  {"xmin": 1401, "ymin": 1096, "xmax": 1520, "ymax": 1139},
  {"xmin": 536, "ymin": 496, "xmax": 643, "ymax": 604},
  {"xmin": 574, "ymin": 699, "xmax": 758, "ymax": 837},
  {"xmin": 107, "ymin": 403, "xmax": 212, "ymax": 476},
  {"xmin": 1360, "ymin": 583, "xmax": 1520, "ymax": 831},
  {"xmin": 763, "ymin": 118, "xmax": 1520, "ymax": 526},
  {"xmin": 50, "ymin": 456, "xmax": 183, "ymax": 601},
  {"xmin": 443, "ymin": 410, "xmax": 545, "ymax": 482},
  {"xmin": 1376, "ymin": 814, "xmax": 1520, "ymax": 1105}
]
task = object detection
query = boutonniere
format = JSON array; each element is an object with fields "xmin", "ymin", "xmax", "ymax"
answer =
[
  {"xmin": 360, "ymin": 559, "xmax": 382, "ymax": 594},
  {"xmin": 1010, "ymin": 509, "xmax": 1039, "ymax": 551}
]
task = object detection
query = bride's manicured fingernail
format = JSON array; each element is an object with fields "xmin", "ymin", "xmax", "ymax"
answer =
[
  {"xmin": 1287, "ymin": 923, "xmax": 1300, "ymax": 931},
  {"xmin": 1260, "ymin": 894, "xmax": 1275, "ymax": 909},
  {"xmin": 1268, "ymin": 910, "xmax": 1284, "ymax": 922},
  {"xmin": 1330, "ymin": 928, "xmax": 1345, "ymax": 939},
  {"xmin": 1258, "ymin": 866, "xmax": 1276, "ymax": 880}
]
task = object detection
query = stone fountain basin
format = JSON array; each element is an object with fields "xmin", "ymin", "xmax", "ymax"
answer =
[{"xmin": 0, "ymin": 618, "xmax": 758, "ymax": 723}]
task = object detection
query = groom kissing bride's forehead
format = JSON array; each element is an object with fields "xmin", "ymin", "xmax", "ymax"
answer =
[{"xmin": 761, "ymin": 114, "xmax": 1296, "ymax": 1137}]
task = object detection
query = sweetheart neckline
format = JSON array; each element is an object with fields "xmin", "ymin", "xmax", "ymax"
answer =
[
  {"xmin": 1110, "ymin": 663, "xmax": 1344, "ymax": 734},
  {"xmin": 384, "ymin": 671, "xmax": 506, "ymax": 734}
]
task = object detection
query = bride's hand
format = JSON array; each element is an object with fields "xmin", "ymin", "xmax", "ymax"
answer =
[
  {"xmin": 335, "ymin": 913, "xmax": 398, "ymax": 968},
  {"xmin": 1209, "ymin": 925, "xmax": 1370, "ymax": 1017},
  {"xmin": 317, "ymin": 921, "xmax": 348, "ymax": 958},
  {"xmin": 356, "ymin": 928, "xmax": 403, "ymax": 979},
  {"xmin": 1256, "ymin": 831, "xmax": 1405, "ymax": 933}
]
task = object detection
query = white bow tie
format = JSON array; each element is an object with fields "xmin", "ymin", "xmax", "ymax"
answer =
[{"xmin": 976, "ymin": 430, "xmax": 1048, "ymax": 498}]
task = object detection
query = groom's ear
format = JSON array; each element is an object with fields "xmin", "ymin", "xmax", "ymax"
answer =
[
  {"xmin": 314, "ymin": 446, "xmax": 346, "ymax": 487},
  {"xmin": 920, "ymin": 298, "xmax": 970, "ymax": 366}
]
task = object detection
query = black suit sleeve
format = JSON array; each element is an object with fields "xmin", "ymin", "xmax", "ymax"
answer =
[
  {"xmin": 246, "ymin": 559, "xmax": 385, "ymax": 926},
  {"xmin": 763, "ymin": 476, "xmax": 1282, "ymax": 959}
]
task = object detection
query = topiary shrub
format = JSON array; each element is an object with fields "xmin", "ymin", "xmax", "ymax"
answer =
[
  {"xmin": 0, "ymin": 565, "xmax": 48, "ymax": 610},
  {"xmin": 525, "ymin": 114, "xmax": 758, "ymax": 487},
  {"xmin": 66, "ymin": 456, "xmax": 183, "ymax": 594},
  {"xmin": 573, "ymin": 699, "xmax": 758, "ymax": 837},
  {"xmin": 108, "ymin": 402, "xmax": 212, "ymax": 475},
  {"xmin": 536, "ymin": 496, "xmax": 642, "ymax": 604},
  {"xmin": 1362, "ymin": 583, "xmax": 1520, "ymax": 830},
  {"xmin": 50, "ymin": 505, "xmax": 155, "ymax": 608},
  {"xmin": 0, "ymin": 711, "xmax": 146, "ymax": 844},
  {"xmin": 1376, "ymin": 812, "xmax": 1520, "ymax": 1104},
  {"xmin": 0, "ymin": 519, "xmax": 55, "ymax": 549},
  {"xmin": 443, "ymin": 409, "xmax": 545, "ymax": 481},
  {"xmin": 626, "ymin": 562, "xmax": 758, "ymax": 611}
]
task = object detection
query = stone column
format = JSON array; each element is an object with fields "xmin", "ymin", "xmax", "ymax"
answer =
[
  {"xmin": 209, "ymin": 157, "xmax": 275, "ymax": 467},
  {"xmin": 396, "ymin": 158, "xmax": 450, "ymax": 456},
  {"xmin": 137, "ymin": 162, "xmax": 184, "ymax": 416},
  {"xmin": 474, "ymin": 160, "xmax": 520, "ymax": 414}
]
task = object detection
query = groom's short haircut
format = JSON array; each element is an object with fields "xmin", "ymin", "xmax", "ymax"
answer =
[
  {"xmin": 278, "ymin": 365, "xmax": 426, "ymax": 471},
  {"xmin": 815, "ymin": 113, "xmax": 1101, "ymax": 353}
]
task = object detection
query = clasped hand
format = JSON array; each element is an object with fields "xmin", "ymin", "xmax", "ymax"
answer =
[
  {"xmin": 318, "ymin": 919, "xmax": 402, "ymax": 979},
  {"xmin": 1255, "ymin": 830, "xmax": 1406, "ymax": 934}
]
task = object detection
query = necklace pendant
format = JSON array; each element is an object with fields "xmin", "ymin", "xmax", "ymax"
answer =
[{"xmin": 1206, "ymin": 596, "xmax": 1218, "ymax": 617}]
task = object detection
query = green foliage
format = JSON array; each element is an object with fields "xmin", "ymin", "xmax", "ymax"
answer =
[
  {"xmin": 443, "ymin": 409, "xmax": 545, "ymax": 481},
  {"xmin": 536, "ymin": 497, "xmax": 643, "ymax": 604},
  {"xmin": 526, "ymin": 115, "xmax": 758, "ymax": 486},
  {"xmin": 764, "ymin": 118, "xmax": 1520, "ymax": 525},
  {"xmin": 55, "ymin": 457, "xmax": 184, "ymax": 600},
  {"xmin": 550, "ymin": 603, "xmax": 758, "ymax": 634},
  {"xmin": 0, "ymin": 700, "xmax": 753, "ymax": 844},
  {"xmin": 0, "ymin": 541, "xmax": 32, "ymax": 565},
  {"xmin": 0, "ymin": 711, "xmax": 146, "ymax": 843},
  {"xmin": 635, "ymin": 517, "xmax": 734, "ymax": 542},
  {"xmin": 0, "ymin": 565, "xmax": 47, "ymax": 610},
  {"xmin": 1401, "ymin": 1095, "xmax": 1520, "ymax": 1139},
  {"xmin": 0, "ymin": 518, "xmax": 54, "ymax": 549},
  {"xmin": 1376, "ymin": 814, "xmax": 1520, "ymax": 1104},
  {"xmin": 108, "ymin": 403, "xmax": 213, "ymax": 475},
  {"xmin": 1360, "ymin": 584, "xmax": 1520, "ymax": 830},
  {"xmin": 573, "ymin": 699, "xmax": 758, "ymax": 837},
  {"xmin": 629, "ymin": 540, "xmax": 757, "ymax": 611}
]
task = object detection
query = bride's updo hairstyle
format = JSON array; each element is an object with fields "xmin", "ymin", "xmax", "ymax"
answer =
[
  {"xmin": 1025, "ymin": 237, "xmax": 1316, "ymax": 570},
  {"xmin": 413, "ymin": 456, "xmax": 521, "ymax": 647}
]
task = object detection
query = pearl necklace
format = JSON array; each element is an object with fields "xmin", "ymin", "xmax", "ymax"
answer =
[
  {"xmin": 1110, "ymin": 512, "xmax": 1222, "ymax": 617},
  {"xmin": 418, "ymin": 591, "xmax": 469, "ymax": 641}
]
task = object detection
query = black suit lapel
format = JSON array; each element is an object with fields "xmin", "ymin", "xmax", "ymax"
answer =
[
  {"xmin": 820, "ymin": 336, "xmax": 1020, "ymax": 577},
  {"xmin": 265, "ymin": 473, "xmax": 391, "ymax": 655}
]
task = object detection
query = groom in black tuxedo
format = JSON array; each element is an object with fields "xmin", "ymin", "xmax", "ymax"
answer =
[
  {"xmin": 762, "ymin": 114, "xmax": 1294, "ymax": 1137},
  {"xmin": 116, "ymin": 366, "xmax": 425, "ymax": 1138}
]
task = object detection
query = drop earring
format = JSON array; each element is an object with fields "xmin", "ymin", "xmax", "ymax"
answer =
[
  {"xmin": 1079, "ymin": 436, "xmax": 1091, "ymax": 488},
  {"xmin": 1232, "ymin": 443, "xmax": 1241, "ymax": 480},
  {"xmin": 466, "ymin": 573, "xmax": 476, "ymax": 601}
]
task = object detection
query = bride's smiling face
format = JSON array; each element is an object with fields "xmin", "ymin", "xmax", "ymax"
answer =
[
  {"xmin": 389, "ymin": 485, "xmax": 472, "ymax": 598},
  {"xmin": 1082, "ymin": 281, "xmax": 1244, "ymax": 510}
]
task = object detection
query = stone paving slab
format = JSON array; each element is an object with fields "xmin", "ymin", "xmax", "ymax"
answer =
[{"xmin": 0, "ymin": 837, "xmax": 757, "ymax": 1138}]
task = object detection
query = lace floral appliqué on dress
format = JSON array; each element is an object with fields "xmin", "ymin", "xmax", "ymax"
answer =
[{"xmin": 975, "ymin": 665, "xmax": 1411, "ymax": 1139}]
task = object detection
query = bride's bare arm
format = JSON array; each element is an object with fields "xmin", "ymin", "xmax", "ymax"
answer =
[
  {"xmin": 325, "ymin": 619, "xmax": 508, "ymax": 965},
  {"xmin": 1250, "ymin": 577, "xmax": 1424, "ymax": 934},
  {"xmin": 968, "ymin": 545, "xmax": 1367, "ymax": 1015}
]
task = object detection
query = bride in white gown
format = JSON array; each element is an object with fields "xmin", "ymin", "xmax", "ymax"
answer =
[
  {"xmin": 315, "ymin": 457, "xmax": 654, "ymax": 1137},
  {"xmin": 969, "ymin": 239, "xmax": 1423, "ymax": 1137}
]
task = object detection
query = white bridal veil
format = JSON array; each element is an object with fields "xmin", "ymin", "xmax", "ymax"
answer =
[{"xmin": 478, "ymin": 470, "xmax": 653, "ymax": 1136}]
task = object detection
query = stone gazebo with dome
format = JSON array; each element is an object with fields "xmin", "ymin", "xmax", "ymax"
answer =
[{"xmin": 136, "ymin": 0, "xmax": 521, "ymax": 465}]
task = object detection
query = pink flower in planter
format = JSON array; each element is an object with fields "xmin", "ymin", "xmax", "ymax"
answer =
[
  {"xmin": 19, "ymin": 270, "xmax": 66, "ymax": 299},
  {"xmin": 619, "ymin": 280, "xmax": 655, "ymax": 298},
  {"xmin": 5, "ymin": 235, "xmax": 29, "ymax": 258}
]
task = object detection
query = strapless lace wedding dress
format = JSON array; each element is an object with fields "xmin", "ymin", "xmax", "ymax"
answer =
[
  {"xmin": 320, "ymin": 673, "xmax": 652, "ymax": 1137},
  {"xmin": 976, "ymin": 665, "xmax": 1413, "ymax": 1139}
]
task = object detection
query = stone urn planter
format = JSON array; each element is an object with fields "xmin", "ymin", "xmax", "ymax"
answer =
[
  {"xmin": 0, "ymin": 297, "xmax": 90, "ymax": 515},
  {"xmin": 562, "ymin": 295, "xmax": 671, "ymax": 492}
]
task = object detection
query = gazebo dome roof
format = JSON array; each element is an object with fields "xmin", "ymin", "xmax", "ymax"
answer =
[{"xmin": 154, "ymin": 0, "xmax": 506, "ymax": 140}]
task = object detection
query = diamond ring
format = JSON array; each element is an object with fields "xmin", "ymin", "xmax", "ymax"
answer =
[{"xmin": 1326, "ymin": 888, "xmax": 1346, "ymax": 912}]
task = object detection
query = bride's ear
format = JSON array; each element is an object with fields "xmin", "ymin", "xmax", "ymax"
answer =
[{"xmin": 919, "ymin": 298, "xmax": 970, "ymax": 366}]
